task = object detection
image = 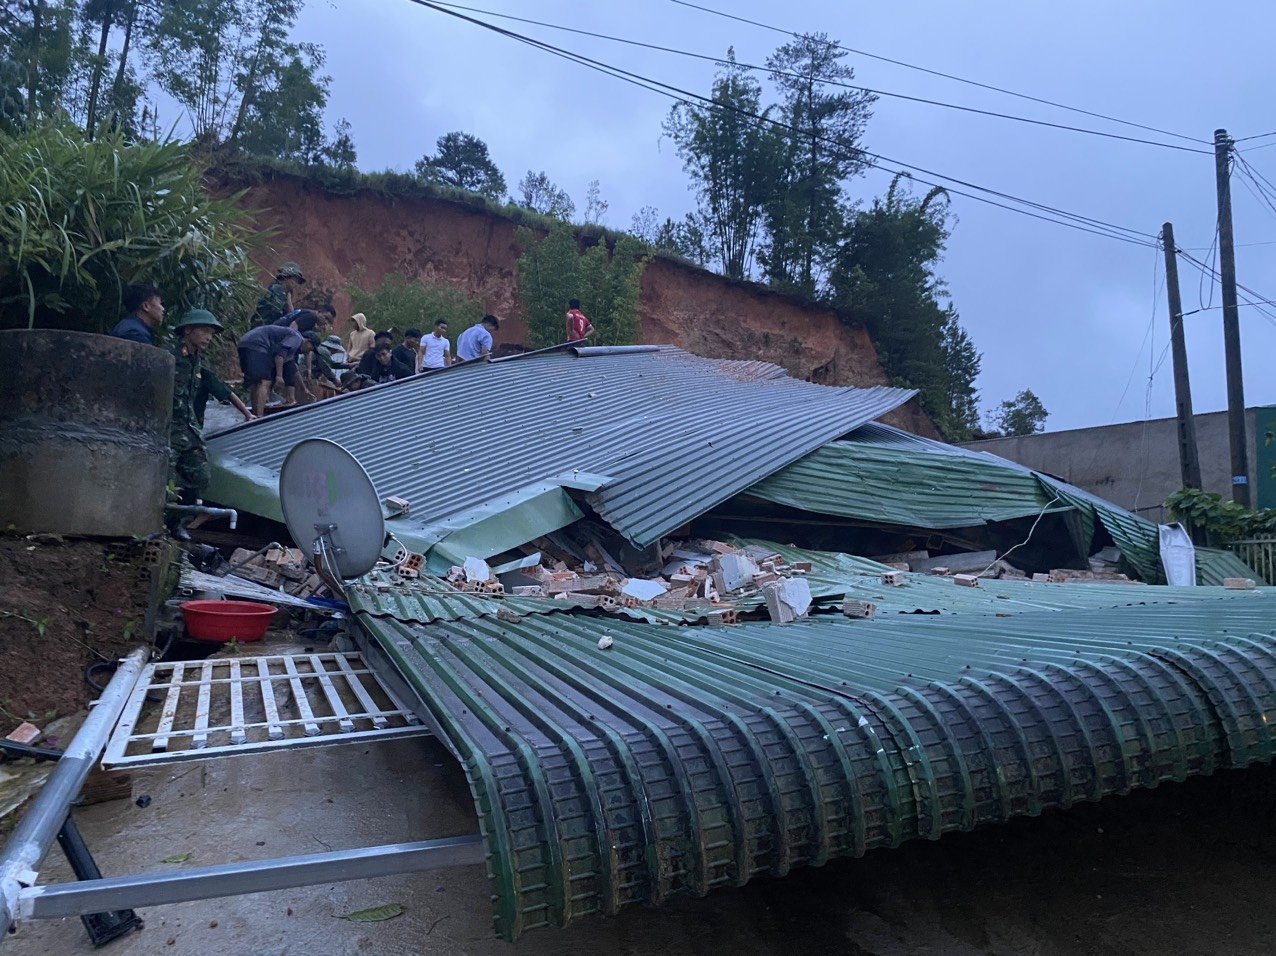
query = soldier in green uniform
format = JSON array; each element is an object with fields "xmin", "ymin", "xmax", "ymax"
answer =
[{"xmin": 169, "ymin": 310, "xmax": 237, "ymax": 538}]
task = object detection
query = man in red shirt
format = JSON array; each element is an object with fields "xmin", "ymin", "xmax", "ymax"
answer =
[{"xmin": 565, "ymin": 298, "xmax": 594, "ymax": 343}]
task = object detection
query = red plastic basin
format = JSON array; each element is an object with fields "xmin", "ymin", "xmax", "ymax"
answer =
[{"xmin": 180, "ymin": 600, "xmax": 275, "ymax": 643}]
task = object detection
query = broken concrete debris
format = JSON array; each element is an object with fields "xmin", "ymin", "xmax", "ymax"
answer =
[
  {"xmin": 4, "ymin": 722, "xmax": 41, "ymax": 745},
  {"xmin": 763, "ymin": 578, "xmax": 812, "ymax": 624},
  {"xmin": 954, "ymin": 574, "xmax": 980, "ymax": 588},
  {"xmin": 842, "ymin": 599, "xmax": 876, "ymax": 620},
  {"xmin": 620, "ymin": 578, "xmax": 668, "ymax": 602},
  {"xmin": 462, "ymin": 557, "xmax": 492, "ymax": 583},
  {"xmin": 228, "ymin": 548, "xmax": 330, "ymax": 599}
]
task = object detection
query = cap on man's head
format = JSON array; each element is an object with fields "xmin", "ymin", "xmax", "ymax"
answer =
[
  {"xmin": 277, "ymin": 262, "xmax": 306, "ymax": 283},
  {"xmin": 482, "ymin": 314, "xmax": 500, "ymax": 330},
  {"xmin": 173, "ymin": 309, "xmax": 224, "ymax": 332},
  {"xmin": 323, "ymin": 334, "xmax": 342, "ymax": 348},
  {"xmin": 301, "ymin": 330, "xmax": 321, "ymax": 348}
]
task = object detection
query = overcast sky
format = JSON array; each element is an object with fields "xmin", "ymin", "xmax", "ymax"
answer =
[{"xmin": 286, "ymin": 0, "xmax": 1276, "ymax": 432}]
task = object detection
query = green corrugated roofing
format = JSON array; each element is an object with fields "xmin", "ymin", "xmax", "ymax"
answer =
[
  {"xmin": 747, "ymin": 438, "xmax": 1065, "ymax": 528},
  {"xmin": 746, "ymin": 424, "xmax": 1262, "ymax": 587},
  {"xmin": 356, "ymin": 597, "xmax": 1276, "ymax": 940}
]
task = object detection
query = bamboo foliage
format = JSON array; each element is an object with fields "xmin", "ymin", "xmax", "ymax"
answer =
[{"xmin": 0, "ymin": 123, "xmax": 261, "ymax": 333}]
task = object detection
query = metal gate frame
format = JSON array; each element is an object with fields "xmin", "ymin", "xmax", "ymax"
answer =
[{"xmin": 0, "ymin": 644, "xmax": 484, "ymax": 939}]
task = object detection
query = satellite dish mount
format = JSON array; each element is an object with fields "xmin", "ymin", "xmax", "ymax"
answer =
[{"xmin": 279, "ymin": 439, "xmax": 387, "ymax": 592}]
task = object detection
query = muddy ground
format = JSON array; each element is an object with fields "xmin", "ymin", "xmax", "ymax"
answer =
[{"xmin": 0, "ymin": 536, "xmax": 152, "ymax": 732}]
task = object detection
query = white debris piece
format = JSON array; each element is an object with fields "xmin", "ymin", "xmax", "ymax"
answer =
[
  {"xmin": 597, "ymin": 634, "xmax": 614, "ymax": 650},
  {"xmin": 620, "ymin": 578, "xmax": 668, "ymax": 602},
  {"xmin": 763, "ymin": 578, "xmax": 812, "ymax": 624},
  {"xmin": 716, "ymin": 553, "xmax": 760, "ymax": 592},
  {"xmin": 462, "ymin": 556, "xmax": 492, "ymax": 583}
]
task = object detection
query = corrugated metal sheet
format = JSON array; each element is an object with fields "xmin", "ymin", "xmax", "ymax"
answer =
[
  {"xmin": 746, "ymin": 427, "xmax": 1262, "ymax": 586},
  {"xmin": 746, "ymin": 438, "xmax": 1062, "ymax": 528},
  {"xmin": 356, "ymin": 599, "xmax": 1276, "ymax": 940},
  {"xmin": 205, "ymin": 347, "xmax": 912, "ymax": 551}
]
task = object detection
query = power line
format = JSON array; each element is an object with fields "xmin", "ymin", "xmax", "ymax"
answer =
[
  {"xmin": 427, "ymin": 1, "xmax": 1209, "ymax": 154},
  {"xmin": 1234, "ymin": 130, "xmax": 1276, "ymax": 142},
  {"xmin": 667, "ymin": 0, "xmax": 1206, "ymax": 145},
  {"xmin": 406, "ymin": 0, "xmax": 1159, "ymax": 249},
  {"xmin": 1176, "ymin": 248, "xmax": 1276, "ymax": 327}
]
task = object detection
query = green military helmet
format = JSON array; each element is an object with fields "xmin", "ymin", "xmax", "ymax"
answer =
[
  {"xmin": 173, "ymin": 309, "xmax": 224, "ymax": 332},
  {"xmin": 276, "ymin": 261, "xmax": 306, "ymax": 283}
]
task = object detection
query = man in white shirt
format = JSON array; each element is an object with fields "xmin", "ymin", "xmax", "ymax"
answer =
[
  {"xmin": 456, "ymin": 314, "xmax": 499, "ymax": 362},
  {"xmin": 420, "ymin": 319, "xmax": 452, "ymax": 370}
]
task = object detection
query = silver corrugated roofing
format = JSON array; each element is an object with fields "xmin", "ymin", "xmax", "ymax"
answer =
[{"xmin": 205, "ymin": 347, "xmax": 913, "ymax": 555}]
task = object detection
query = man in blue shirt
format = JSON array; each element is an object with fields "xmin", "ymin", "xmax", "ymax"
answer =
[
  {"xmin": 456, "ymin": 314, "xmax": 500, "ymax": 362},
  {"xmin": 109, "ymin": 283, "xmax": 165, "ymax": 345}
]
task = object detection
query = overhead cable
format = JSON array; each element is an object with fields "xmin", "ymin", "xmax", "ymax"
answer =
[
  {"xmin": 666, "ymin": 0, "xmax": 1206, "ymax": 145},
  {"xmin": 427, "ymin": 1, "xmax": 1209, "ymax": 154},
  {"xmin": 407, "ymin": 0, "xmax": 1159, "ymax": 248}
]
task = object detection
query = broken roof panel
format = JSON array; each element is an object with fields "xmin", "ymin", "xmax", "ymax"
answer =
[
  {"xmin": 356, "ymin": 599, "xmax": 1276, "ymax": 940},
  {"xmin": 205, "ymin": 347, "xmax": 913, "ymax": 555},
  {"xmin": 746, "ymin": 436, "xmax": 1062, "ymax": 528}
]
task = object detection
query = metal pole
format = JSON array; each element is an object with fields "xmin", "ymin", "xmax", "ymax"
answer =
[
  {"xmin": 1161, "ymin": 222, "xmax": 1203, "ymax": 490},
  {"xmin": 0, "ymin": 647, "xmax": 148, "ymax": 934},
  {"xmin": 1214, "ymin": 128, "xmax": 1251, "ymax": 506},
  {"xmin": 22, "ymin": 835, "xmax": 486, "ymax": 919}
]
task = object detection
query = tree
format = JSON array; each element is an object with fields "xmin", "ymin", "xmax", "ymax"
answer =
[
  {"xmin": 761, "ymin": 32, "xmax": 874, "ymax": 296},
  {"xmin": 517, "ymin": 221, "xmax": 646, "ymax": 349},
  {"xmin": 516, "ymin": 169, "xmax": 574, "ymax": 219},
  {"xmin": 629, "ymin": 204, "xmax": 659, "ymax": 242},
  {"xmin": 653, "ymin": 214, "xmax": 707, "ymax": 265},
  {"xmin": 0, "ymin": 0, "xmax": 77, "ymax": 122},
  {"xmin": 583, "ymin": 179, "xmax": 608, "ymax": 225},
  {"xmin": 233, "ymin": 43, "xmax": 331, "ymax": 163},
  {"xmin": 992, "ymin": 389, "xmax": 1049, "ymax": 437},
  {"xmin": 829, "ymin": 176, "xmax": 981, "ymax": 441},
  {"xmin": 149, "ymin": 0, "xmax": 332, "ymax": 155},
  {"xmin": 322, "ymin": 117, "xmax": 357, "ymax": 169},
  {"xmin": 664, "ymin": 49, "xmax": 783, "ymax": 280},
  {"xmin": 415, "ymin": 131, "xmax": 506, "ymax": 200}
]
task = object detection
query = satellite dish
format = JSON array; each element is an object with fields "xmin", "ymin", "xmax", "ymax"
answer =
[{"xmin": 279, "ymin": 439, "xmax": 386, "ymax": 580}]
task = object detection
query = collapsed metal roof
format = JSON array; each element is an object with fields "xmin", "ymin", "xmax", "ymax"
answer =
[
  {"xmin": 356, "ymin": 593, "xmax": 1276, "ymax": 940},
  {"xmin": 205, "ymin": 346, "xmax": 913, "ymax": 560}
]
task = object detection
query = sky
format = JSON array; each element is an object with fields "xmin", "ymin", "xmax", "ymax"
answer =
[{"xmin": 284, "ymin": 0, "xmax": 1276, "ymax": 432}]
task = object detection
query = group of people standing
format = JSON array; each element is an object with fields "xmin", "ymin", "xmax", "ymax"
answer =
[
  {"xmin": 105, "ymin": 259, "xmax": 600, "ymax": 537},
  {"xmin": 342, "ymin": 313, "xmax": 504, "ymax": 384}
]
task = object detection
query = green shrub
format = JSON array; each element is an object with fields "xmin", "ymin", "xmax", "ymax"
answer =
[
  {"xmin": 347, "ymin": 271, "xmax": 483, "ymax": 341},
  {"xmin": 0, "ymin": 123, "xmax": 260, "ymax": 334},
  {"xmin": 1165, "ymin": 487, "xmax": 1276, "ymax": 544}
]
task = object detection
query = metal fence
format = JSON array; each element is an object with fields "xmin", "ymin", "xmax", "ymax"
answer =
[{"xmin": 1229, "ymin": 536, "xmax": 1276, "ymax": 584}]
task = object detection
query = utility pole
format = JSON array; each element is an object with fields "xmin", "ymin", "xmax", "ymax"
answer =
[
  {"xmin": 1161, "ymin": 222, "xmax": 1202, "ymax": 490},
  {"xmin": 1214, "ymin": 128, "xmax": 1251, "ymax": 506}
]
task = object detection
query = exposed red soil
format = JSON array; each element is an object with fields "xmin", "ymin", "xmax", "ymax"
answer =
[
  {"xmin": 0, "ymin": 536, "xmax": 150, "ymax": 731},
  {"xmin": 226, "ymin": 171, "xmax": 935, "ymax": 436}
]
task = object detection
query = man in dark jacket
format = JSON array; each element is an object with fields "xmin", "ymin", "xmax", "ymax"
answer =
[
  {"xmin": 358, "ymin": 343, "xmax": 411, "ymax": 383},
  {"xmin": 110, "ymin": 282, "xmax": 165, "ymax": 345}
]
